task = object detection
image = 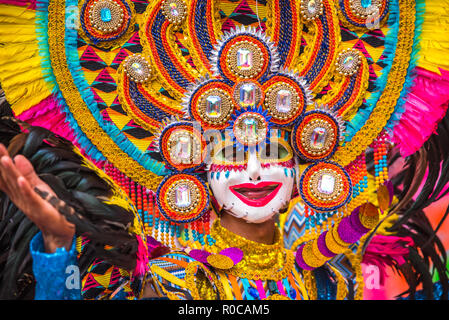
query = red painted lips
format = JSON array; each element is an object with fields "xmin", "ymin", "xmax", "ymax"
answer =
[{"xmin": 229, "ymin": 181, "xmax": 282, "ymax": 207}]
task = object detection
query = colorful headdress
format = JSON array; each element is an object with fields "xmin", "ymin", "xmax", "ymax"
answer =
[{"xmin": 1, "ymin": 0, "xmax": 449, "ymax": 258}]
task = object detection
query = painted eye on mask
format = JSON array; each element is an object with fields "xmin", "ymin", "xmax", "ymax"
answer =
[
  {"xmin": 212, "ymin": 138, "xmax": 293, "ymax": 165},
  {"xmin": 213, "ymin": 144, "xmax": 248, "ymax": 164},
  {"xmin": 257, "ymin": 139, "xmax": 293, "ymax": 163}
]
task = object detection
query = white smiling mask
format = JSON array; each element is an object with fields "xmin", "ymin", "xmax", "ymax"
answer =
[{"xmin": 207, "ymin": 135, "xmax": 296, "ymax": 223}]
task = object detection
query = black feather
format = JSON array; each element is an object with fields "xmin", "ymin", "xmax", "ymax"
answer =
[{"xmin": 0, "ymin": 117, "xmax": 139, "ymax": 299}]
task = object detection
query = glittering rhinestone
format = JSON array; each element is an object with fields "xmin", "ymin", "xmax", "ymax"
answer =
[
  {"xmin": 243, "ymin": 117, "xmax": 258, "ymax": 139},
  {"xmin": 343, "ymin": 55, "xmax": 355, "ymax": 69},
  {"xmin": 308, "ymin": 0, "xmax": 318, "ymax": 14},
  {"xmin": 174, "ymin": 135, "xmax": 192, "ymax": 160},
  {"xmin": 169, "ymin": 2, "xmax": 180, "ymax": 16},
  {"xmin": 124, "ymin": 55, "xmax": 152, "ymax": 83},
  {"xmin": 318, "ymin": 174, "xmax": 335, "ymax": 195},
  {"xmin": 275, "ymin": 89, "xmax": 292, "ymax": 113},
  {"xmin": 361, "ymin": 0, "xmax": 372, "ymax": 8},
  {"xmin": 310, "ymin": 127, "xmax": 327, "ymax": 149},
  {"xmin": 175, "ymin": 184, "xmax": 191, "ymax": 208},
  {"xmin": 100, "ymin": 7, "xmax": 112, "ymax": 22},
  {"xmin": 236, "ymin": 48, "xmax": 253, "ymax": 70},
  {"xmin": 130, "ymin": 62, "xmax": 144, "ymax": 75},
  {"xmin": 239, "ymin": 83, "xmax": 257, "ymax": 107},
  {"xmin": 205, "ymin": 95, "xmax": 222, "ymax": 118}
]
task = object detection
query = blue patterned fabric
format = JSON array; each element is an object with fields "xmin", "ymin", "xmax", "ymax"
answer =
[{"xmin": 30, "ymin": 232, "xmax": 81, "ymax": 300}]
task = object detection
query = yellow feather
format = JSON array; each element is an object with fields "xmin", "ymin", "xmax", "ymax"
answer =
[
  {"xmin": 0, "ymin": 4, "xmax": 52, "ymax": 115},
  {"xmin": 417, "ymin": 1, "xmax": 449, "ymax": 73}
]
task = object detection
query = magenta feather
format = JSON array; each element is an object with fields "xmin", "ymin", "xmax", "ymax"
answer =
[{"xmin": 393, "ymin": 67, "xmax": 449, "ymax": 157}]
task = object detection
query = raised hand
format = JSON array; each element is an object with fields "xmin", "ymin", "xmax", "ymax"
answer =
[{"xmin": 0, "ymin": 143, "xmax": 75, "ymax": 253}]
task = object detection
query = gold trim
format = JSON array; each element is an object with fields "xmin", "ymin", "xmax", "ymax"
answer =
[
  {"xmin": 316, "ymin": 51, "xmax": 370, "ymax": 121},
  {"xmin": 206, "ymin": 218, "xmax": 296, "ymax": 281},
  {"xmin": 302, "ymin": 269, "xmax": 317, "ymax": 300},
  {"xmin": 263, "ymin": 294, "xmax": 291, "ymax": 300},
  {"xmin": 332, "ymin": 0, "xmax": 416, "ymax": 166},
  {"xmin": 328, "ymin": 265, "xmax": 349, "ymax": 300},
  {"xmin": 185, "ymin": 260, "xmax": 226, "ymax": 300},
  {"xmin": 139, "ymin": 1, "xmax": 199, "ymax": 100},
  {"xmin": 297, "ymin": 0, "xmax": 341, "ymax": 94}
]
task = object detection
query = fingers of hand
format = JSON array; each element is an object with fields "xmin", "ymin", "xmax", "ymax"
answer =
[
  {"xmin": 0, "ymin": 172, "xmax": 8, "ymax": 194},
  {"xmin": 13, "ymin": 154, "xmax": 55, "ymax": 195},
  {"xmin": 0, "ymin": 163, "xmax": 9, "ymax": 194},
  {"xmin": 0, "ymin": 144, "xmax": 75, "ymax": 242},
  {"xmin": 0, "ymin": 155, "xmax": 50, "ymax": 225},
  {"xmin": 0, "ymin": 156, "xmax": 17, "ymax": 196},
  {"xmin": 0, "ymin": 155, "xmax": 23, "ymax": 196},
  {"xmin": 0, "ymin": 143, "xmax": 8, "ymax": 157},
  {"xmin": 0, "ymin": 144, "xmax": 12, "ymax": 194},
  {"xmin": 14, "ymin": 155, "xmax": 37, "ymax": 183},
  {"xmin": 17, "ymin": 176, "xmax": 56, "ymax": 228}
]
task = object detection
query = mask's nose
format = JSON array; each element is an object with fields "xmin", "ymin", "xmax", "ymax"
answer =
[{"xmin": 247, "ymin": 149, "xmax": 262, "ymax": 181}]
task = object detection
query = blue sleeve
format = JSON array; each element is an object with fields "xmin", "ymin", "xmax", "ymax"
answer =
[{"xmin": 30, "ymin": 232, "xmax": 81, "ymax": 300}]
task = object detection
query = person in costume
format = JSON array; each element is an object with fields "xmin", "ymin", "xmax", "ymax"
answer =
[
  {"xmin": 0, "ymin": 114, "xmax": 380, "ymax": 300},
  {"xmin": 0, "ymin": 0, "xmax": 449, "ymax": 300}
]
